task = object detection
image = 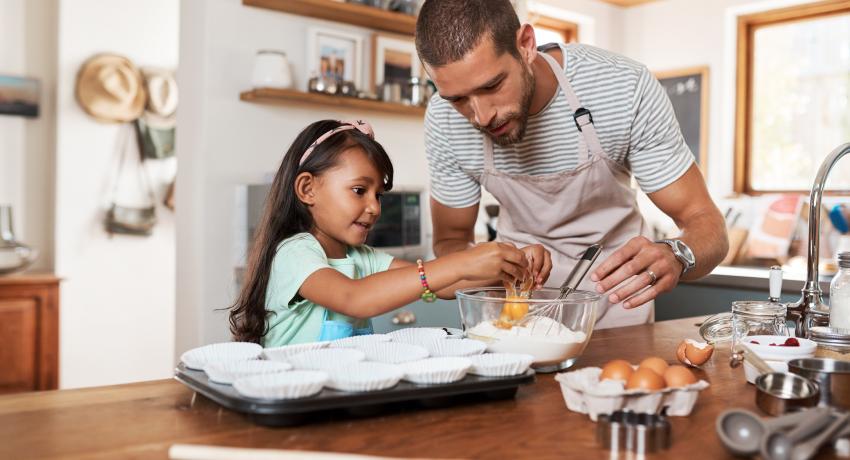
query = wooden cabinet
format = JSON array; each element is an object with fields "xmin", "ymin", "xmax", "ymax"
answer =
[{"xmin": 0, "ymin": 274, "xmax": 59, "ymax": 393}]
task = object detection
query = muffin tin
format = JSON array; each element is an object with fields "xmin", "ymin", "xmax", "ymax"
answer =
[
  {"xmin": 176, "ymin": 362, "xmax": 534, "ymax": 426},
  {"xmin": 175, "ymin": 334, "xmax": 534, "ymax": 426}
]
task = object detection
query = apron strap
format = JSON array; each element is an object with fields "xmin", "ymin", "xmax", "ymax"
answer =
[
  {"xmin": 482, "ymin": 133, "xmax": 496, "ymax": 172},
  {"xmin": 538, "ymin": 52, "xmax": 605, "ymax": 162}
]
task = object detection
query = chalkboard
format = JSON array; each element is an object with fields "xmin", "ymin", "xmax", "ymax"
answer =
[{"xmin": 655, "ymin": 67, "xmax": 709, "ymax": 174}]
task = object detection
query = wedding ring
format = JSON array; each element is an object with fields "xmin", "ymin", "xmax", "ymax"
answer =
[{"xmin": 646, "ymin": 270, "xmax": 657, "ymax": 286}]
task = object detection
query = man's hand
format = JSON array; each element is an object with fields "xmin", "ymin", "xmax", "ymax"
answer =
[
  {"xmin": 520, "ymin": 244, "xmax": 552, "ymax": 289},
  {"xmin": 590, "ymin": 236, "xmax": 683, "ymax": 309}
]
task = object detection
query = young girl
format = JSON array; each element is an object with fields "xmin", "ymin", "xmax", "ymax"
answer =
[{"xmin": 230, "ymin": 119, "xmax": 544, "ymax": 346}]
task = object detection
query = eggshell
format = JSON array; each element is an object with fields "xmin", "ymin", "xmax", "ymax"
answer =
[
  {"xmin": 638, "ymin": 356, "xmax": 669, "ymax": 376},
  {"xmin": 676, "ymin": 341, "xmax": 689, "ymax": 365},
  {"xmin": 625, "ymin": 367, "xmax": 666, "ymax": 391},
  {"xmin": 663, "ymin": 365, "xmax": 697, "ymax": 388},
  {"xmin": 684, "ymin": 339, "xmax": 714, "ymax": 365},
  {"xmin": 676, "ymin": 339, "xmax": 714, "ymax": 367},
  {"xmin": 600, "ymin": 359, "xmax": 634, "ymax": 382}
]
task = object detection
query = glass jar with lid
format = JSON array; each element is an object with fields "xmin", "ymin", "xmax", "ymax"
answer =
[
  {"xmin": 700, "ymin": 300, "xmax": 788, "ymax": 345},
  {"xmin": 810, "ymin": 326, "xmax": 850, "ymax": 361},
  {"xmin": 830, "ymin": 252, "xmax": 850, "ymax": 329}
]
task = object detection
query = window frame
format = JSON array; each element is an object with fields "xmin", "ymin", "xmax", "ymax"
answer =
[
  {"xmin": 529, "ymin": 14, "xmax": 579, "ymax": 44},
  {"xmin": 735, "ymin": 0, "xmax": 850, "ymax": 195}
]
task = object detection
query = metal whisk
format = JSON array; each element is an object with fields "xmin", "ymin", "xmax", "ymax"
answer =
[{"xmin": 515, "ymin": 243, "xmax": 603, "ymax": 336}]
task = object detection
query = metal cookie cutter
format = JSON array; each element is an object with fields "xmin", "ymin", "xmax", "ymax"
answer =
[{"xmin": 597, "ymin": 410, "xmax": 671, "ymax": 455}]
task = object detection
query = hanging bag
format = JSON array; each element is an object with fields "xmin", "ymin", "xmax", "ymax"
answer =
[{"xmin": 105, "ymin": 124, "xmax": 158, "ymax": 236}]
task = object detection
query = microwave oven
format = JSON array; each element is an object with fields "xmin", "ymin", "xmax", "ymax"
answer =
[{"xmin": 235, "ymin": 185, "xmax": 430, "ymax": 265}]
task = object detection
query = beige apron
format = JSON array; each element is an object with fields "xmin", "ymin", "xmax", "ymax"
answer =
[{"xmin": 480, "ymin": 51, "xmax": 654, "ymax": 329}]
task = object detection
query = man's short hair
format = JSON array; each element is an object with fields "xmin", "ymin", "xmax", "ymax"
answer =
[{"xmin": 416, "ymin": 0, "xmax": 521, "ymax": 67}]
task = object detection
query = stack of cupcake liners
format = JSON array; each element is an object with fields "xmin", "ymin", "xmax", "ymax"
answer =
[
  {"xmin": 180, "ymin": 342, "xmax": 263, "ymax": 370},
  {"xmin": 204, "ymin": 360, "xmax": 292, "ymax": 385}
]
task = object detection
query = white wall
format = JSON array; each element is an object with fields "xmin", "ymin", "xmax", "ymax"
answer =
[
  {"xmin": 0, "ymin": 0, "xmax": 57, "ymax": 272},
  {"xmin": 176, "ymin": 0, "xmax": 433, "ymax": 353},
  {"xmin": 54, "ymin": 0, "xmax": 179, "ymax": 388}
]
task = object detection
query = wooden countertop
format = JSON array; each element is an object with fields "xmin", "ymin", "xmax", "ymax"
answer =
[{"xmin": 0, "ymin": 317, "xmax": 806, "ymax": 459}]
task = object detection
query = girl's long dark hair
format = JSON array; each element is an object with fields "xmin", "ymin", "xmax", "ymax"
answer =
[{"xmin": 230, "ymin": 120, "xmax": 394, "ymax": 344}]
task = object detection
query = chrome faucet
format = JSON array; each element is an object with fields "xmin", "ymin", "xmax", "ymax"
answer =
[{"xmin": 788, "ymin": 142, "xmax": 850, "ymax": 337}]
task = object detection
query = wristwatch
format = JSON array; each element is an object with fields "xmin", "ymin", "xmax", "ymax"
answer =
[{"xmin": 657, "ymin": 239, "xmax": 696, "ymax": 276}]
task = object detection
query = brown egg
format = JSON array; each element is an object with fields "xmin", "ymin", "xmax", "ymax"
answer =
[
  {"xmin": 600, "ymin": 359, "xmax": 634, "ymax": 381},
  {"xmin": 638, "ymin": 356, "xmax": 669, "ymax": 376},
  {"xmin": 663, "ymin": 365, "xmax": 697, "ymax": 388},
  {"xmin": 626, "ymin": 367, "xmax": 666, "ymax": 391}
]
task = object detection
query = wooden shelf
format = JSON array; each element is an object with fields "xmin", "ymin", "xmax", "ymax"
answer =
[
  {"xmin": 243, "ymin": 0, "xmax": 417, "ymax": 36},
  {"xmin": 240, "ymin": 88, "xmax": 426, "ymax": 117}
]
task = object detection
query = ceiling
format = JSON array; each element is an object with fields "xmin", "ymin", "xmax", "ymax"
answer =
[{"xmin": 595, "ymin": 0, "xmax": 660, "ymax": 6}]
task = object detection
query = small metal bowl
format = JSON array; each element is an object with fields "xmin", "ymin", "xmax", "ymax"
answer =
[
  {"xmin": 788, "ymin": 358, "xmax": 850, "ymax": 410},
  {"xmin": 754, "ymin": 372, "xmax": 820, "ymax": 416}
]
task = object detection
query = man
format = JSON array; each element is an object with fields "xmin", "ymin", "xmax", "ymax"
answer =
[{"xmin": 416, "ymin": 0, "xmax": 728, "ymax": 328}]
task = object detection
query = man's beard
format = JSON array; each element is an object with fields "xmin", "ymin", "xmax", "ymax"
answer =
[{"xmin": 474, "ymin": 64, "xmax": 535, "ymax": 146}]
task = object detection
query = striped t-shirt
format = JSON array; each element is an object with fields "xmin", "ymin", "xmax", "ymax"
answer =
[{"xmin": 424, "ymin": 43, "xmax": 694, "ymax": 208}]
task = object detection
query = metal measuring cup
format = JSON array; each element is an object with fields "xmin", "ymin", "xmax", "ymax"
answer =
[{"xmin": 730, "ymin": 343, "xmax": 820, "ymax": 416}]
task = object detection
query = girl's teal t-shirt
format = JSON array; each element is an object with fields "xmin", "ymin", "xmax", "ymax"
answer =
[{"xmin": 262, "ymin": 233, "xmax": 394, "ymax": 347}]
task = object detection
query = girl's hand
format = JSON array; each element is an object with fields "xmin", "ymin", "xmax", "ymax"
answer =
[
  {"xmin": 521, "ymin": 244, "xmax": 552, "ymax": 289},
  {"xmin": 461, "ymin": 242, "xmax": 528, "ymax": 283}
]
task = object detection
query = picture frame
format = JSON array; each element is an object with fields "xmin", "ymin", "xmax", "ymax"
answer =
[
  {"xmin": 370, "ymin": 32, "xmax": 422, "ymax": 93},
  {"xmin": 653, "ymin": 66, "xmax": 709, "ymax": 177},
  {"xmin": 307, "ymin": 27, "xmax": 364, "ymax": 89},
  {"xmin": 0, "ymin": 75, "xmax": 40, "ymax": 118}
]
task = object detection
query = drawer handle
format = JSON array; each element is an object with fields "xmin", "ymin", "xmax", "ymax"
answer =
[{"xmin": 392, "ymin": 310, "xmax": 416, "ymax": 325}]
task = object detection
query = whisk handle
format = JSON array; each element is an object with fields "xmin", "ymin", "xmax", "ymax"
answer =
[{"xmin": 558, "ymin": 243, "xmax": 603, "ymax": 298}]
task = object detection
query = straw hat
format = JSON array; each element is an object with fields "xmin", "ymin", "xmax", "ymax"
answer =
[
  {"xmin": 142, "ymin": 67, "xmax": 178, "ymax": 119},
  {"xmin": 75, "ymin": 53, "xmax": 146, "ymax": 122}
]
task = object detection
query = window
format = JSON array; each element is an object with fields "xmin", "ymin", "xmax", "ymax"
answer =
[
  {"xmin": 735, "ymin": 1, "xmax": 850, "ymax": 194},
  {"xmin": 530, "ymin": 14, "xmax": 578, "ymax": 45}
]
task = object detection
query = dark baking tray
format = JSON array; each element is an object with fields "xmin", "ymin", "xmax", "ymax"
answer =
[{"xmin": 174, "ymin": 363, "xmax": 535, "ymax": 426}]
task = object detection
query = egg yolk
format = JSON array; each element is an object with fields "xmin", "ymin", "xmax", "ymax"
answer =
[{"xmin": 501, "ymin": 295, "xmax": 529, "ymax": 321}]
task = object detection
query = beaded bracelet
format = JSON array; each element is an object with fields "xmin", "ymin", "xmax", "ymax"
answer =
[{"xmin": 416, "ymin": 259, "xmax": 437, "ymax": 303}]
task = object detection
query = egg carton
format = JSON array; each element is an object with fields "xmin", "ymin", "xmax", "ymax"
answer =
[{"xmin": 554, "ymin": 367, "xmax": 709, "ymax": 421}]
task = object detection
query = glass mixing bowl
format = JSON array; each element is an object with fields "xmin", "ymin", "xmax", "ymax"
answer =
[{"xmin": 456, "ymin": 287, "xmax": 599, "ymax": 373}]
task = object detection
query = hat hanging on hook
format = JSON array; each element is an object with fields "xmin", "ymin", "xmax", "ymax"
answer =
[{"xmin": 75, "ymin": 53, "xmax": 147, "ymax": 123}]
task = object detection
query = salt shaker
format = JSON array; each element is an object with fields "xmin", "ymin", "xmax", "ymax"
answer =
[
  {"xmin": 830, "ymin": 252, "xmax": 850, "ymax": 329},
  {"xmin": 251, "ymin": 50, "xmax": 293, "ymax": 89}
]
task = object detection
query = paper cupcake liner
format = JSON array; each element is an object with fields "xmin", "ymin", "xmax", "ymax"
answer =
[
  {"xmin": 203, "ymin": 360, "xmax": 291, "ymax": 385},
  {"xmin": 180, "ymin": 342, "xmax": 263, "ymax": 370},
  {"xmin": 554, "ymin": 366, "xmax": 709, "ymax": 421},
  {"xmin": 287, "ymin": 348, "xmax": 366, "ymax": 371},
  {"xmin": 403, "ymin": 357, "xmax": 472, "ymax": 384},
  {"xmin": 262, "ymin": 341, "xmax": 329, "ymax": 362},
  {"xmin": 326, "ymin": 362, "xmax": 404, "ymax": 392},
  {"xmin": 358, "ymin": 342, "xmax": 429, "ymax": 364},
  {"xmin": 233, "ymin": 370, "xmax": 328, "ymax": 400},
  {"xmin": 468, "ymin": 353, "xmax": 534, "ymax": 377},
  {"xmin": 425, "ymin": 338, "xmax": 487, "ymax": 357},
  {"xmin": 387, "ymin": 327, "xmax": 447, "ymax": 345},
  {"xmin": 328, "ymin": 334, "xmax": 391, "ymax": 349}
]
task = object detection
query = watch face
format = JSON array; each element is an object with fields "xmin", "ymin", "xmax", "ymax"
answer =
[{"xmin": 674, "ymin": 240, "xmax": 696, "ymax": 263}]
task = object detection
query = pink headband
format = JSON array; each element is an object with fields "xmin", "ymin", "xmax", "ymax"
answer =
[{"xmin": 299, "ymin": 120, "xmax": 375, "ymax": 166}]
